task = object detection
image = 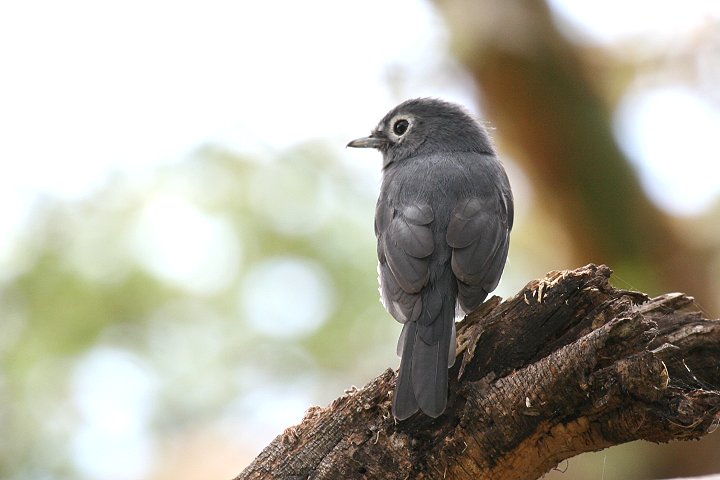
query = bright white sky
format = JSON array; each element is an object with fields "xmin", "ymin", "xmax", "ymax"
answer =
[
  {"xmin": 0, "ymin": 0, "xmax": 478, "ymax": 277},
  {"xmin": 0, "ymin": 0, "xmax": 455, "ymax": 197},
  {"xmin": 0, "ymin": 0, "xmax": 719, "ymax": 227}
]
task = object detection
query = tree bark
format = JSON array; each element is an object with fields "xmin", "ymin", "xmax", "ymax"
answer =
[{"xmin": 236, "ymin": 265, "xmax": 720, "ymax": 480}]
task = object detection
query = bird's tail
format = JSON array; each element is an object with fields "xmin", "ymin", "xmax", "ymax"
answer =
[{"xmin": 393, "ymin": 287, "xmax": 456, "ymax": 420}]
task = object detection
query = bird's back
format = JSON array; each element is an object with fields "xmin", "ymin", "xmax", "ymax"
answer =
[{"xmin": 377, "ymin": 151, "xmax": 512, "ymax": 419}]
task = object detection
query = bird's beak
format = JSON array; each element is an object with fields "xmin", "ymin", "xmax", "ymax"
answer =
[{"xmin": 347, "ymin": 135, "xmax": 386, "ymax": 149}]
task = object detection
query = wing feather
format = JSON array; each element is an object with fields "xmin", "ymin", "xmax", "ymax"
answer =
[
  {"xmin": 376, "ymin": 200, "xmax": 434, "ymax": 322},
  {"xmin": 447, "ymin": 192, "xmax": 511, "ymax": 313}
]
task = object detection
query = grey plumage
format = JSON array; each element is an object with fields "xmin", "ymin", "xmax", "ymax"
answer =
[{"xmin": 348, "ymin": 98, "xmax": 513, "ymax": 420}]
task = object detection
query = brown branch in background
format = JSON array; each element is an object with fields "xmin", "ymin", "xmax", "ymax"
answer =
[
  {"xmin": 435, "ymin": 0, "xmax": 717, "ymax": 313},
  {"xmin": 236, "ymin": 265, "xmax": 720, "ymax": 480}
]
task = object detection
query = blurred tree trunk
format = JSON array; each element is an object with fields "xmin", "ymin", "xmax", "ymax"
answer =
[{"xmin": 435, "ymin": 0, "xmax": 716, "ymax": 316}]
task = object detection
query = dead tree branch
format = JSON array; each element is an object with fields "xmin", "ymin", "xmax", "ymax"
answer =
[{"xmin": 236, "ymin": 264, "xmax": 720, "ymax": 480}]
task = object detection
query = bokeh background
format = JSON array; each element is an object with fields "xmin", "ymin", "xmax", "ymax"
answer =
[{"xmin": 2, "ymin": 1, "xmax": 720, "ymax": 479}]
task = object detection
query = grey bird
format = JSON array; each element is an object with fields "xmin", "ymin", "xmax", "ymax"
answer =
[{"xmin": 347, "ymin": 98, "xmax": 513, "ymax": 420}]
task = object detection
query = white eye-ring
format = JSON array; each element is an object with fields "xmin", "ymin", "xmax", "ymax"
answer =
[{"xmin": 389, "ymin": 115, "xmax": 413, "ymax": 139}]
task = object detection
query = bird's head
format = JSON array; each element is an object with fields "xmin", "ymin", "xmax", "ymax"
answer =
[{"xmin": 347, "ymin": 98, "xmax": 494, "ymax": 168}]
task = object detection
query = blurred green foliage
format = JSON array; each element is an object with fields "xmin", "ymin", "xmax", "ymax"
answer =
[{"xmin": 0, "ymin": 143, "xmax": 402, "ymax": 479}]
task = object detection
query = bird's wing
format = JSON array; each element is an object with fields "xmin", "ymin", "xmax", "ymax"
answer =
[
  {"xmin": 446, "ymin": 191, "xmax": 512, "ymax": 313},
  {"xmin": 377, "ymin": 199, "xmax": 452, "ymax": 420},
  {"xmin": 376, "ymin": 200, "xmax": 434, "ymax": 324}
]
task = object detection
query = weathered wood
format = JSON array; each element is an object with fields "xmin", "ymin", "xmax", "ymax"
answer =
[{"xmin": 236, "ymin": 264, "xmax": 720, "ymax": 480}]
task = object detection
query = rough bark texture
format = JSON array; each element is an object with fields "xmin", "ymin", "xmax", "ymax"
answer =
[{"xmin": 236, "ymin": 265, "xmax": 720, "ymax": 480}]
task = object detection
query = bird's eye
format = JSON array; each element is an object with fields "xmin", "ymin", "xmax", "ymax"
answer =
[{"xmin": 393, "ymin": 119, "xmax": 409, "ymax": 136}]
